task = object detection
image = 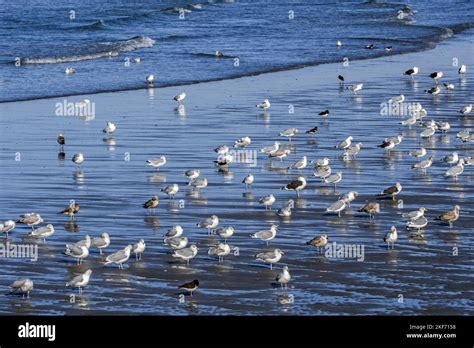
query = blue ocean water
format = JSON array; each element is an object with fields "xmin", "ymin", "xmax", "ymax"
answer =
[{"xmin": 0, "ymin": 0, "xmax": 473, "ymax": 102}]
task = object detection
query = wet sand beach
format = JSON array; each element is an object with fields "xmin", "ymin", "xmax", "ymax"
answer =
[{"xmin": 0, "ymin": 30, "xmax": 473, "ymax": 315}]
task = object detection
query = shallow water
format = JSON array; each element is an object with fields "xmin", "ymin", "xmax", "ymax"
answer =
[
  {"xmin": 0, "ymin": 28, "xmax": 473, "ymax": 315},
  {"xmin": 1, "ymin": 0, "xmax": 474, "ymax": 102}
]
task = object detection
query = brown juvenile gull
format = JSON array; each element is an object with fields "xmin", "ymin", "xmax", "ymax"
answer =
[
  {"xmin": 306, "ymin": 234, "xmax": 328, "ymax": 253},
  {"xmin": 143, "ymin": 195, "xmax": 159, "ymax": 212},
  {"xmin": 358, "ymin": 202, "xmax": 380, "ymax": 219},
  {"xmin": 9, "ymin": 278, "xmax": 34, "ymax": 299},
  {"xmin": 435, "ymin": 205, "xmax": 460, "ymax": 228},
  {"xmin": 377, "ymin": 182, "xmax": 402, "ymax": 200},
  {"xmin": 281, "ymin": 176, "xmax": 307, "ymax": 197},
  {"xmin": 57, "ymin": 201, "xmax": 80, "ymax": 219}
]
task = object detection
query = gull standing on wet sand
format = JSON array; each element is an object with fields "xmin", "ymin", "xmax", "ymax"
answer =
[
  {"xmin": 384, "ymin": 226, "xmax": 398, "ymax": 249},
  {"xmin": 102, "ymin": 121, "xmax": 116, "ymax": 136},
  {"xmin": 143, "ymin": 195, "xmax": 159, "ymax": 212},
  {"xmin": 161, "ymin": 184, "xmax": 179, "ymax": 199},
  {"xmin": 189, "ymin": 177, "xmax": 208, "ymax": 191},
  {"xmin": 326, "ymin": 199, "xmax": 347, "ymax": 217},
  {"xmin": 9, "ymin": 278, "xmax": 34, "ymax": 299},
  {"xmin": 260, "ymin": 142, "xmax": 280, "ymax": 155},
  {"xmin": 341, "ymin": 191, "xmax": 358, "ymax": 207},
  {"xmin": 277, "ymin": 199, "xmax": 294, "ymax": 218},
  {"xmin": 173, "ymin": 245, "xmax": 199, "ymax": 265},
  {"xmin": 17, "ymin": 213, "xmax": 43, "ymax": 230},
  {"xmin": 259, "ymin": 194, "xmax": 276, "ymax": 210},
  {"xmin": 132, "ymin": 239, "xmax": 146, "ymax": 260},
  {"xmin": 250, "ymin": 224, "xmax": 278, "ymax": 245},
  {"xmin": 63, "ymin": 244, "xmax": 89, "ymax": 264},
  {"xmin": 92, "ymin": 233, "xmax": 110, "ymax": 255},
  {"xmin": 347, "ymin": 83, "xmax": 363, "ymax": 94},
  {"xmin": 335, "ymin": 136, "xmax": 353, "ymax": 150},
  {"xmin": 179, "ymin": 279, "xmax": 199, "ymax": 296},
  {"xmin": 0, "ymin": 220, "xmax": 16, "ymax": 238},
  {"xmin": 165, "ymin": 236, "xmax": 188, "ymax": 250},
  {"xmin": 435, "ymin": 205, "xmax": 460, "ymax": 228},
  {"xmin": 72, "ymin": 153, "xmax": 84, "ymax": 167},
  {"xmin": 184, "ymin": 169, "xmax": 200, "ymax": 181},
  {"xmin": 288, "ymin": 156, "xmax": 307, "ymax": 170},
  {"xmin": 208, "ymin": 243, "xmax": 231, "ymax": 263},
  {"xmin": 197, "ymin": 215, "xmax": 219, "ymax": 234},
  {"xmin": 146, "ymin": 155, "xmax": 167, "ymax": 170},
  {"xmin": 173, "ymin": 92, "xmax": 186, "ymax": 104},
  {"xmin": 242, "ymin": 173, "xmax": 254, "ymax": 190},
  {"xmin": 256, "ymin": 99, "xmax": 271, "ymax": 110},
  {"xmin": 105, "ymin": 245, "xmax": 133, "ymax": 269},
  {"xmin": 164, "ymin": 225, "xmax": 183, "ymax": 239},
  {"xmin": 402, "ymin": 207, "xmax": 427, "ymax": 221},
  {"xmin": 269, "ymin": 148, "xmax": 291, "ymax": 162},
  {"xmin": 358, "ymin": 202, "xmax": 381, "ymax": 219},
  {"xmin": 279, "ymin": 128, "xmax": 298, "ymax": 143},
  {"xmin": 445, "ymin": 159, "xmax": 464, "ymax": 180},
  {"xmin": 256, "ymin": 249, "xmax": 284, "ymax": 270},
  {"xmin": 28, "ymin": 224, "xmax": 55, "ymax": 242},
  {"xmin": 57, "ymin": 201, "xmax": 80, "ymax": 219},
  {"xmin": 281, "ymin": 176, "xmax": 307, "ymax": 197},
  {"xmin": 212, "ymin": 226, "xmax": 235, "ymax": 242},
  {"xmin": 276, "ymin": 266, "xmax": 291, "ymax": 290},
  {"xmin": 403, "ymin": 66, "xmax": 419, "ymax": 79},
  {"xmin": 377, "ymin": 182, "xmax": 402, "ymax": 200},
  {"xmin": 324, "ymin": 171, "xmax": 343, "ymax": 190},
  {"xmin": 66, "ymin": 269, "xmax": 92, "ymax": 294},
  {"xmin": 234, "ymin": 136, "xmax": 251, "ymax": 148},
  {"xmin": 306, "ymin": 234, "xmax": 328, "ymax": 253},
  {"xmin": 412, "ymin": 156, "xmax": 433, "ymax": 172}
]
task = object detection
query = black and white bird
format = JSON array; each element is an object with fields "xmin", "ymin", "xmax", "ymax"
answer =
[
  {"xmin": 337, "ymin": 75, "xmax": 345, "ymax": 83},
  {"xmin": 403, "ymin": 66, "xmax": 419, "ymax": 78},
  {"xmin": 256, "ymin": 99, "xmax": 271, "ymax": 110},
  {"xmin": 57, "ymin": 133, "xmax": 65, "ymax": 149},
  {"xmin": 179, "ymin": 279, "xmax": 199, "ymax": 296},
  {"xmin": 281, "ymin": 176, "xmax": 307, "ymax": 197},
  {"xmin": 318, "ymin": 109, "xmax": 330, "ymax": 117},
  {"xmin": 146, "ymin": 74, "xmax": 155, "ymax": 86},
  {"xmin": 242, "ymin": 173, "xmax": 254, "ymax": 189},
  {"xmin": 305, "ymin": 126, "xmax": 319, "ymax": 135},
  {"xmin": 429, "ymin": 71, "xmax": 443, "ymax": 83},
  {"xmin": 458, "ymin": 64, "xmax": 467, "ymax": 75},
  {"xmin": 383, "ymin": 226, "xmax": 398, "ymax": 249},
  {"xmin": 102, "ymin": 121, "xmax": 116, "ymax": 135},
  {"xmin": 173, "ymin": 92, "xmax": 186, "ymax": 104},
  {"xmin": 377, "ymin": 182, "xmax": 402, "ymax": 200},
  {"xmin": 425, "ymin": 86, "xmax": 441, "ymax": 95}
]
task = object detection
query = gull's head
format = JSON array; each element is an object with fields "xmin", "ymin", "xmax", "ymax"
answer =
[
  {"xmin": 46, "ymin": 224, "xmax": 54, "ymax": 228},
  {"xmin": 321, "ymin": 234, "xmax": 328, "ymax": 239},
  {"xmin": 420, "ymin": 207, "xmax": 428, "ymax": 213},
  {"xmin": 348, "ymin": 136, "xmax": 354, "ymax": 141},
  {"xmin": 85, "ymin": 269, "xmax": 93, "ymax": 276},
  {"xmin": 283, "ymin": 266, "xmax": 289, "ymax": 271},
  {"xmin": 454, "ymin": 205, "xmax": 460, "ymax": 211},
  {"xmin": 390, "ymin": 226, "xmax": 397, "ymax": 233},
  {"xmin": 190, "ymin": 245, "xmax": 198, "ymax": 252},
  {"xmin": 395, "ymin": 182, "xmax": 402, "ymax": 188},
  {"xmin": 275, "ymin": 249, "xmax": 284, "ymax": 255}
]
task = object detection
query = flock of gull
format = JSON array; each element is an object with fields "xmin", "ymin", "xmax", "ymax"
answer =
[{"xmin": 1, "ymin": 47, "xmax": 471, "ymax": 306}]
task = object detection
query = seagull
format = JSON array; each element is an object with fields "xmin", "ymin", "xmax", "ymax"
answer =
[
  {"xmin": 57, "ymin": 201, "xmax": 80, "ymax": 219},
  {"xmin": 255, "ymin": 249, "xmax": 284, "ymax": 270},
  {"xmin": 65, "ymin": 67, "xmax": 76, "ymax": 75},
  {"xmin": 386, "ymin": 135, "xmax": 403, "ymax": 145},
  {"xmin": 429, "ymin": 71, "xmax": 443, "ymax": 83},
  {"xmin": 347, "ymin": 83, "xmax": 363, "ymax": 94},
  {"xmin": 214, "ymin": 145, "xmax": 229, "ymax": 154},
  {"xmin": 412, "ymin": 156, "xmax": 433, "ymax": 172},
  {"xmin": 400, "ymin": 116, "xmax": 417, "ymax": 127},
  {"xmin": 312, "ymin": 157, "xmax": 330, "ymax": 167},
  {"xmin": 318, "ymin": 109, "xmax": 330, "ymax": 117},
  {"xmin": 279, "ymin": 128, "xmax": 298, "ymax": 142},
  {"xmin": 306, "ymin": 234, "xmax": 328, "ymax": 253},
  {"xmin": 91, "ymin": 233, "xmax": 110, "ymax": 255},
  {"xmin": 102, "ymin": 121, "xmax": 116, "ymax": 135},
  {"xmin": 305, "ymin": 126, "xmax": 319, "ymax": 135},
  {"xmin": 288, "ymin": 156, "xmax": 307, "ymax": 170},
  {"xmin": 17, "ymin": 213, "xmax": 43, "ymax": 230},
  {"xmin": 27, "ymin": 224, "xmax": 54, "ymax": 242},
  {"xmin": 132, "ymin": 57, "xmax": 141, "ymax": 63},
  {"xmin": 425, "ymin": 86, "xmax": 441, "ymax": 95},
  {"xmin": 256, "ymin": 99, "xmax": 271, "ymax": 110},
  {"xmin": 208, "ymin": 243, "xmax": 231, "ymax": 263},
  {"xmin": 146, "ymin": 156, "xmax": 166, "ymax": 170},
  {"xmin": 281, "ymin": 176, "xmax": 307, "ymax": 197},
  {"xmin": 57, "ymin": 133, "xmax": 65, "ymax": 149},
  {"xmin": 234, "ymin": 136, "xmax": 251, "ymax": 148},
  {"xmin": 456, "ymin": 129, "xmax": 471, "ymax": 141},
  {"xmin": 384, "ymin": 46, "xmax": 392, "ymax": 53},
  {"xmin": 358, "ymin": 202, "xmax": 380, "ymax": 219},
  {"xmin": 389, "ymin": 94, "xmax": 405, "ymax": 104},
  {"xmin": 259, "ymin": 194, "xmax": 276, "ymax": 210},
  {"xmin": 71, "ymin": 234, "xmax": 91, "ymax": 249},
  {"xmin": 436, "ymin": 121, "xmax": 450, "ymax": 133},
  {"xmin": 104, "ymin": 245, "xmax": 133, "ymax": 269},
  {"xmin": 442, "ymin": 152, "xmax": 459, "ymax": 166},
  {"xmin": 403, "ymin": 66, "xmax": 419, "ymax": 79},
  {"xmin": 276, "ymin": 266, "xmax": 291, "ymax": 290},
  {"xmin": 161, "ymin": 184, "xmax": 179, "ymax": 199},
  {"xmin": 178, "ymin": 279, "xmax": 199, "ymax": 296},
  {"xmin": 260, "ymin": 142, "xmax": 280, "ymax": 154},
  {"xmin": 335, "ymin": 136, "xmax": 353, "ymax": 150},
  {"xmin": 164, "ymin": 236, "xmax": 188, "ymax": 250},
  {"xmin": 365, "ymin": 44, "xmax": 375, "ymax": 49},
  {"xmin": 458, "ymin": 64, "xmax": 467, "ymax": 75},
  {"xmin": 326, "ymin": 199, "xmax": 347, "ymax": 217},
  {"xmin": 377, "ymin": 182, "xmax": 402, "ymax": 200},
  {"xmin": 341, "ymin": 191, "xmax": 358, "ymax": 207},
  {"xmin": 250, "ymin": 224, "xmax": 278, "ymax": 245},
  {"xmin": 72, "ymin": 153, "xmax": 84, "ymax": 166},
  {"xmin": 132, "ymin": 239, "xmax": 146, "ymax": 260},
  {"xmin": 313, "ymin": 165, "xmax": 331, "ymax": 181},
  {"xmin": 164, "ymin": 225, "xmax": 184, "ymax": 239},
  {"xmin": 336, "ymin": 40, "xmax": 342, "ymax": 47},
  {"xmin": 409, "ymin": 147, "xmax": 426, "ymax": 158},
  {"xmin": 444, "ymin": 159, "xmax": 464, "ymax": 180},
  {"xmin": 172, "ymin": 245, "xmax": 198, "ymax": 265},
  {"xmin": 383, "ymin": 226, "xmax": 398, "ymax": 249},
  {"xmin": 197, "ymin": 215, "xmax": 219, "ymax": 234},
  {"xmin": 189, "ymin": 177, "xmax": 208, "ymax": 191},
  {"xmin": 214, "ymin": 153, "xmax": 233, "ymax": 167},
  {"xmin": 0, "ymin": 220, "xmax": 16, "ymax": 238},
  {"xmin": 443, "ymin": 82, "xmax": 455, "ymax": 90},
  {"xmin": 9, "ymin": 278, "xmax": 33, "ymax": 299},
  {"xmin": 242, "ymin": 173, "xmax": 254, "ymax": 189},
  {"xmin": 269, "ymin": 148, "xmax": 291, "ymax": 161},
  {"xmin": 143, "ymin": 195, "xmax": 159, "ymax": 212},
  {"xmin": 66, "ymin": 269, "xmax": 92, "ymax": 294},
  {"xmin": 459, "ymin": 104, "xmax": 473, "ymax": 115},
  {"xmin": 214, "ymin": 50, "xmax": 224, "ymax": 57},
  {"xmin": 184, "ymin": 169, "xmax": 200, "ymax": 181},
  {"xmin": 173, "ymin": 92, "xmax": 186, "ymax": 104},
  {"xmin": 324, "ymin": 171, "xmax": 342, "ymax": 190},
  {"xmin": 146, "ymin": 74, "xmax": 155, "ymax": 86},
  {"xmin": 435, "ymin": 205, "xmax": 460, "ymax": 228},
  {"xmin": 402, "ymin": 207, "xmax": 427, "ymax": 221},
  {"xmin": 212, "ymin": 226, "xmax": 235, "ymax": 242},
  {"xmin": 406, "ymin": 216, "xmax": 428, "ymax": 232},
  {"xmin": 276, "ymin": 200, "xmax": 294, "ymax": 218},
  {"xmin": 344, "ymin": 143, "xmax": 362, "ymax": 159},
  {"xmin": 63, "ymin": 244, "xmax": 89, "ymax": 265}
]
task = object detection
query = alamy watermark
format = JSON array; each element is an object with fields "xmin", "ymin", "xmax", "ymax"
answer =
[
  {"xmin": 324, "ymin": 242, "xmax": 365, "ymax": 262},
  {"xmin": 380, "ymin": 101, "xmax": 421, "ymax": 117},
  {"xmin": 55, "ymin": 98, "xmax": 95, "ymax": 117},
  {"xmin": 0, "ymin": 242, "xmax": 38, "ymax": 262}
]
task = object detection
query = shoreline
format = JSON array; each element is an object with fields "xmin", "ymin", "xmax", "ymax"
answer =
[{"xmin": 1, "ymin": 25, "xmax": 472, "ymax": 105}]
